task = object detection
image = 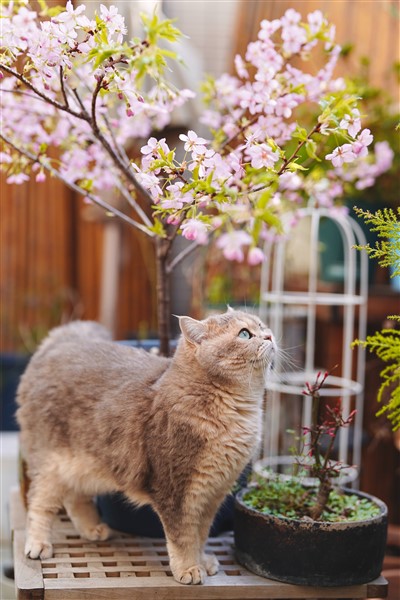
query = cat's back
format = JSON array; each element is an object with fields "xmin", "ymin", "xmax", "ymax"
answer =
[{"xmin": 16, "ymin": 321, "xmax": 171, "ymax": 409}]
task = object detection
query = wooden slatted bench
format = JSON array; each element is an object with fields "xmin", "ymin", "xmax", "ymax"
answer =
[{"xmin": 10, "ymin": 488, "xmax": 388, "ymax": 600}]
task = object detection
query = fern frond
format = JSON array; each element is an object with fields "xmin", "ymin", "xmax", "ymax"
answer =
[
  {"xmin": 353, "ymin": 206, "xmax": 400, "ymax": 276},
  {"xmin": 377, "ymin": 384, "xmax": 400, "ymax": 430},
  {"xmin": 353, "ymin": 327, "xmax": 400, "ymax": 431},
  {"xmin": 352, "ymin": 329, "xmax": 400, "ymax": 362}
]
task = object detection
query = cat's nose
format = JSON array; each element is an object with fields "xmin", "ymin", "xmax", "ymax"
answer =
[{"xmin": 264, "ymin": 332, "xmax": 272, "ymax": 341}]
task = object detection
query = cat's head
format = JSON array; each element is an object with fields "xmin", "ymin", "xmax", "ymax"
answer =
[{"xmin": 177, "ymin": 308, "xmax": 276, "ymax": 386}]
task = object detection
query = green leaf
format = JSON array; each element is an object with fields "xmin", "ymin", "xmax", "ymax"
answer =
[
  {"xmin": 256, "ymin": 190, "xmax": 272, "ymax": 210},
  {"xmin": 292, "ymin": 125, "xmax": 308, "ymax": 142},
  {"xmin": 305, "ymin": 139, "xmax": 321, "ymax": 161},
  {"xmin": 288, "ymin": 161, "xmax": 308, "ymax": 172},
  {"xmin": 148, "ymin": 217, "xmax": 166, "ymax": 238},
  {"xmin": 256, "ymin": 208, "xmax": 283, "ymax": 232},
  {"xmin": 37, "ymin": 1, "xmax": 65, "ymax": 17},
  {"xmin": 141, "ymin": 12, "xmax": 181, "ymax": 45},
  {"xmin": 78, "ymin": 179, "xmax": 93, "ymax": 192}
]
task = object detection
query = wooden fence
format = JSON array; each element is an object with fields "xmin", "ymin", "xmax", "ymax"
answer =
[
  {"xmin": 0, "ymin": 172, "xmax": 157, "ymax": 351},
  {"xmin": 234, "ymin": 0, "xmax": 399, "ymax": 97}
]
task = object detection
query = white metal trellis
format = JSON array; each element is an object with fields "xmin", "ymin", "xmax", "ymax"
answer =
[{"xmin": 259, "ymin": 207, "xmax": 368, "ymax": 484}]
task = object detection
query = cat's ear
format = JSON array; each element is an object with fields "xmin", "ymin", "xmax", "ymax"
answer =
[
  {"xmin": 226, "ymin": 305, "xmax": 235, "ymax": 313},
  {"xmin": 178, "ymin": 316, "xmax": 206, "ymax": 345}
]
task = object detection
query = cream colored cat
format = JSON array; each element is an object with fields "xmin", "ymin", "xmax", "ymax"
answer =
[{"xmin": 16, "ymin": 309, "xmax": 276, "ymax": 585}]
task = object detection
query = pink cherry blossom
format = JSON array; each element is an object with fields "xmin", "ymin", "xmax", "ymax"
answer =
[
  {"xmin": 179, "ymin": 130, "xmax": 208, "ymax": 152},
  {"xmin": 248, "ymin": 247, "xmax": 265, "ymax": 265},
  {"xmin": 188, "ymin": 146, "xmax": 216, "ymax": 177},
  {"xmin": 279, "ymin": 172, "xmax": 302, "ymax": 191},
  {"xmin": 258, "ymin": 18, "xmax": 281, "ymax": 40},
  {"xmin": 275, "ymin": 94, "xmax": 300, "ymax": 119},
  {"xmin": 35, "ymin": 170, "xmax": 46, "ymax": 182},
  {"xmin": 281, "ymin": 25, "xmax": 307, "ymax": 55},
  {"xmin": 6, "ymin": 172, "xmax": 30, "ymax": 184},
  {"xmin": 234, "ymin": 54, "xmax": 249, "ymax": 79},
  {"xmin": 217, "ymin": 231, "xmax": 252, "ymax": 262},
  {"xmin": 181, "ymin": 219, "xmax": 209, "ymax": 245},
  {"xmin": 54, "ymin": 1, "xmax": 90, "ymax": 30},
  {"xmin": 374, "ymin": 141, "xmax": 394, "ymax": 171},
  {"xmin": 99, "ymin": 4, "xmax": 127, "ymax": 42},
  {"xmin": 307, "ymin": 10, "xmax": 325, "ymax": 34},
  {"xmin": 357, "ymin": 128, "xmax": 373, "ymax": 146},
  {"xmin": 351, "ymin": 128, "xmax": 373, "ymax": 158},
  {"xmin": 281, "ymin": 8, "xmax": 302, "ymax": 27},
  {"xmin": 0, "ymin": 152, "xmax": 12, "ymax": 164},
  {"xmin": 0, "ymin": 1, "xmax": 394, "ymax": 275},
  {"xmin": 325, "ymin": 144, "xmax": 356, "ymax": 167},
  {"xmin": 340, "ymin": 109, "xmax": 361, "ymax": 138},
  {"xmin": 246, "ymin": 143, "xmax": 280, "ymax": 169}
]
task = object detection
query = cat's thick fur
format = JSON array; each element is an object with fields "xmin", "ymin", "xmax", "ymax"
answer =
[{"xmin": 16, "ymin": 309, "xmax": 276, "ymax": 585}]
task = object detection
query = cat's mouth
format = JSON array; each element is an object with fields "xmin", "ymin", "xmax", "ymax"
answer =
[{"xmin": 255, "ymin": 339, "xmax": 276, "ymax": 364}]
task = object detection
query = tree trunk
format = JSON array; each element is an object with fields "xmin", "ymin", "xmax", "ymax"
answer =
[
  {"xmin": 155, "ymin": 237, "xmax": 171, "ymax": 356},
  {"xmin": 309, "ymin": 480, "xmax": 332, "ymax": 521}
]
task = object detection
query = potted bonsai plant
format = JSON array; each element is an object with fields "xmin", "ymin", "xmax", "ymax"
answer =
[
  {"xmin": 234, "ymin": 369, "xmax": 388, "ymax": 586},
  {"xmin": 0, "ymin": 1, "xmax": 394, "ymax": 539}
]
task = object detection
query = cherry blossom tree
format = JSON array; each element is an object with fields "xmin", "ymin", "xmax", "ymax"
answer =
[{"xmin": 0, "ymin": 1, "xmax": 394, "ymax": 354}]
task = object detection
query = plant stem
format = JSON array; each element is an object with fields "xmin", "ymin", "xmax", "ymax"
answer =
[{"xmin": 278, "ymin": 122, "xmax": 322, "ymax": 175}]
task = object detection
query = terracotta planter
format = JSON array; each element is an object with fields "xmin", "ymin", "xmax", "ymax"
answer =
[{"xmin": 234, "ymin": 487, "xmax": 388, "ymax": 586}]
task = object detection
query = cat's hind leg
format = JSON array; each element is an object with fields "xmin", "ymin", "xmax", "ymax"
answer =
[
  {"xmin": 63, "ymin": 493, "xmax": 112, "ymax": 541},
  {"xmin": 25, "ymin": 471, "xmax": 65, "ymax": 560}
]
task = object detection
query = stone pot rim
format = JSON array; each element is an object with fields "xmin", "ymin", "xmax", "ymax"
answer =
[{"xmin": 235, "ymin": 485, "xmax": 388, "ymax": 530}]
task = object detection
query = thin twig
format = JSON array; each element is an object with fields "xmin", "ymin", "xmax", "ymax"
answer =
[
  {"xmin": 72, "ymin": 88, "xmax": 88, "ymax": 115},
  {"xmin": 115, "ymin": 181, "xmax": 153, "ymax": 228},
  {"xmin": 166, "ymin": 240, "xmax": 201, "ymax": 274},
  {"xmin": 103, "ymin": 113, "xmax": 132, "ymax": 166},
  {"xmin": 59, "ymin": 66, "xmax": 69, "ymax": 108}
]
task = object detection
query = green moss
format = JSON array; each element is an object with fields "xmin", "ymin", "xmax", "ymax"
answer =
[{"xmin": 242, "ymin": 479, "xmax": 381, "ymax": 523}]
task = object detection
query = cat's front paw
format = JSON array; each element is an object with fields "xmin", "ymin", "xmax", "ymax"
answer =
[
  {"xmin": 82, "ymin": 522, "xmax": 112, "ymax": 541},
  {"xmin": 175, "ymin": 564, "xmax": 206, "ymax": 585},
  {"xmin": 202, "ymin": 553, "xmax": 219, "ymax": 576},
  {"xmin": 25, "ymin": 537, "xmax": 53, "ymax": 560}
]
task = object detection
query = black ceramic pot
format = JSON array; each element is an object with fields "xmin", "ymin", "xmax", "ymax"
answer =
[
  {"xmin": 234, "ymin": 487, "xmax": 388, "ymax": 586},
  {"xmin": 97, "ymin": 491, "xmax": 237, "ymax": 538}
]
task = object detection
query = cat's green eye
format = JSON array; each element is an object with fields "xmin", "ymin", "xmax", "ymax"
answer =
[{"xmin": 238, "ymin": 328, "xmax": 252, "ymax": 339}]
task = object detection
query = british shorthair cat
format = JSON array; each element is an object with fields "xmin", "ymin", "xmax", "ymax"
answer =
[{"xmin": 16, "ymin": 309, "xmax": 276, "ymax": 584}]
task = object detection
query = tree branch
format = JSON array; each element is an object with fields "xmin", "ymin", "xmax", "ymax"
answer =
[
  {"xmin": 91, "ymin": 76, "xmax": 104, "ymax": 134},
  {"xmin": 1, "ymin": 133, "xmax": 154, "ymax": 238},
  {"xmin": 2, "ymin": 62, "xmax": 157, "ymax": 212},
  {"xmin": 0, "ymin": 63, "xmax": 85, "ymax": 120}
]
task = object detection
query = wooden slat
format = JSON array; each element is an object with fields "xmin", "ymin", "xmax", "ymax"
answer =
[
  {"xmin": 13, "ymin": 529, "xmax": 44, "ymax": 600},
  {"xmin": 10, "ymin": 489, "xmax": 388, "ymax": 600}
]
